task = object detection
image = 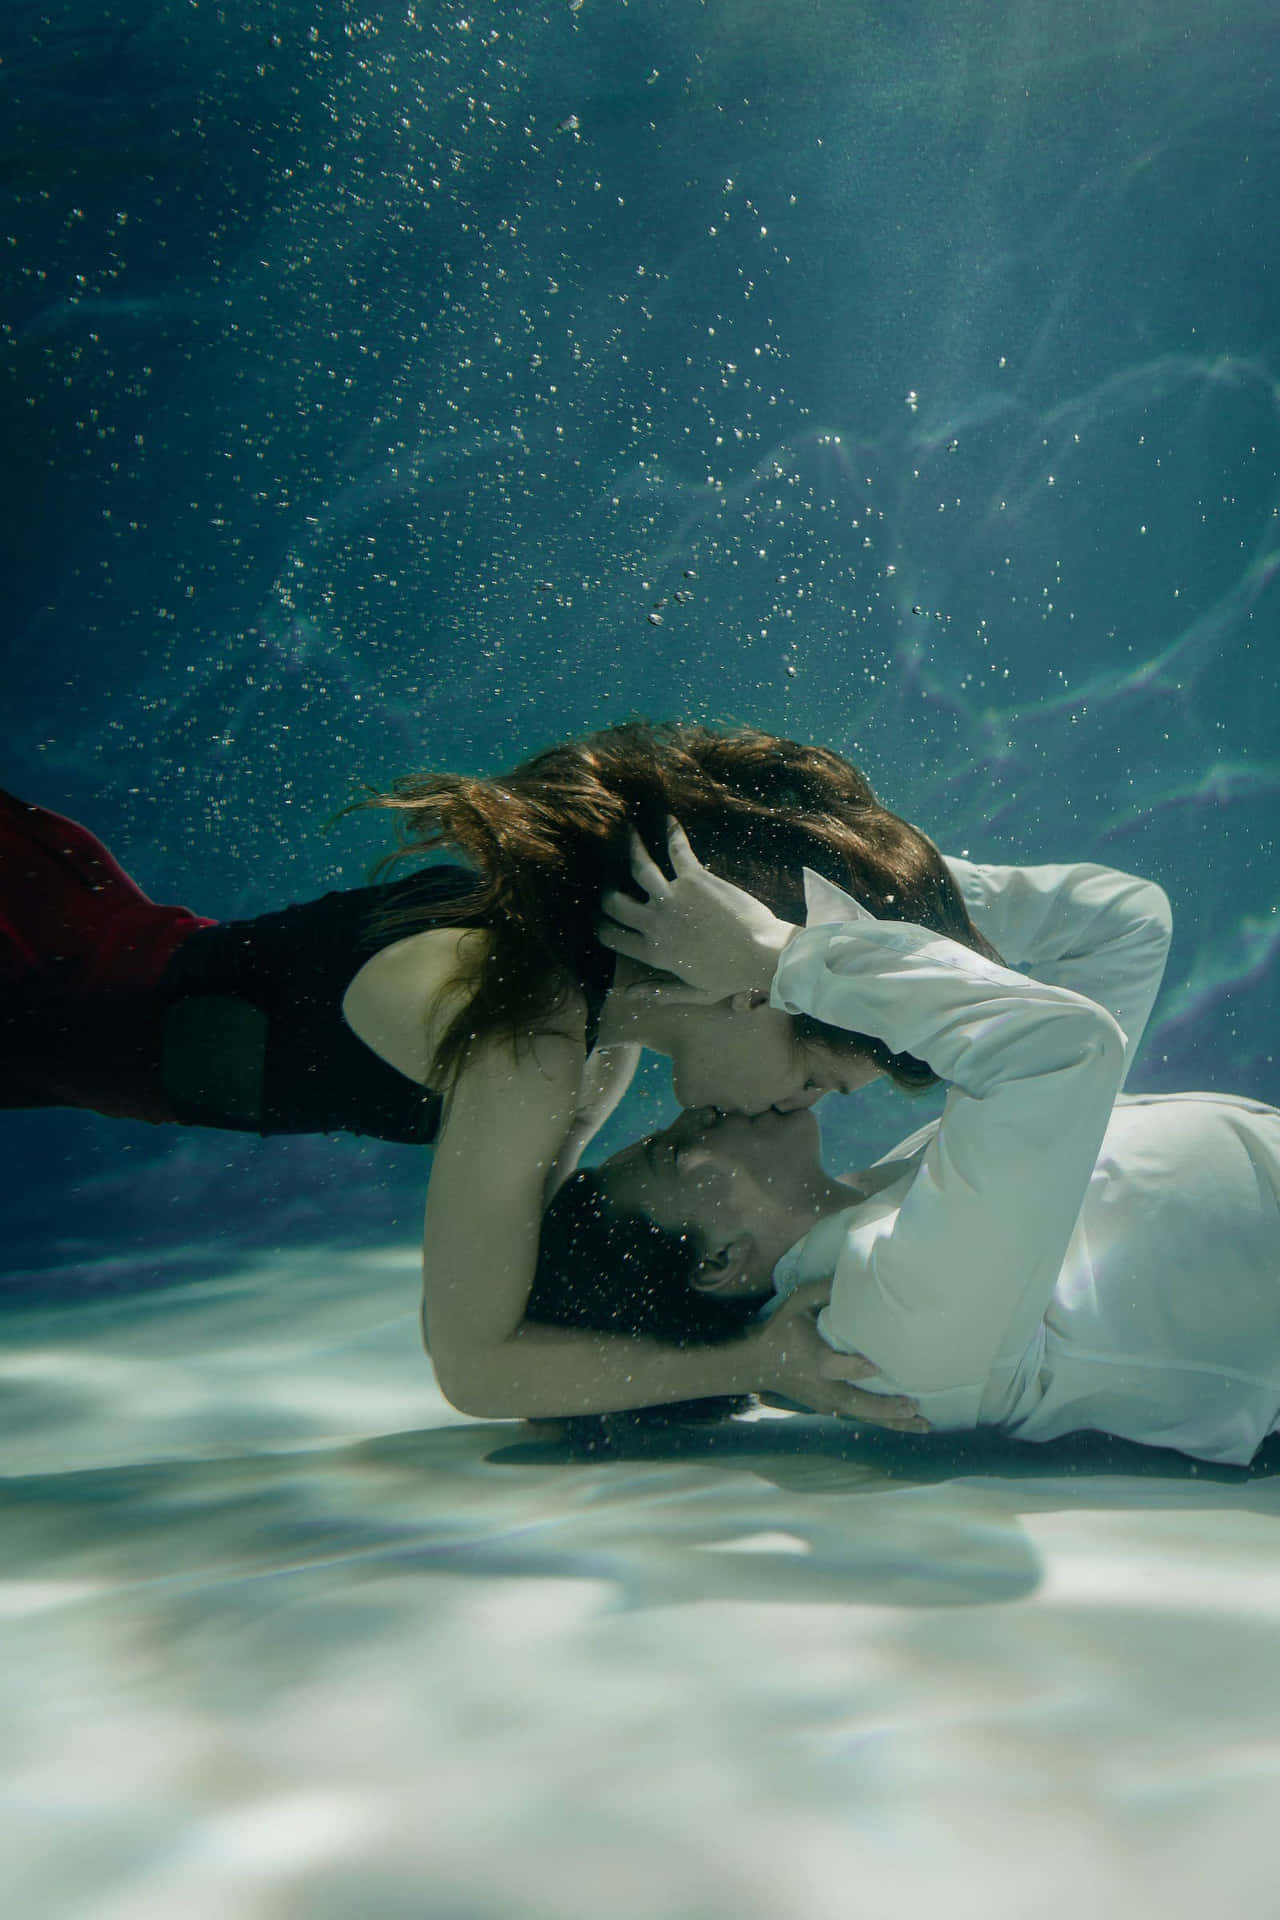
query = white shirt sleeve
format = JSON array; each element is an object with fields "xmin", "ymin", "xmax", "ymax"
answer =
[
  {"xmin": 943, "ymin": 857, "xmax": 1171, "ymax": 1082},
  {"xmin": 771, "ymin": 873, "xmax": 1128, "ymax": 1422}
]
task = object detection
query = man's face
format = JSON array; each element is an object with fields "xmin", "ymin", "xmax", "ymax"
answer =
[{"xmin": 599, "ymin": 1105, "xmax": 828, "ymax": 1297}]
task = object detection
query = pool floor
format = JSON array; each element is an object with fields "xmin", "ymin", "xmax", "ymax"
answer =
[{"xmin": 4, "ymin": 1246, "xmax": 1279, "ymax": 1918}]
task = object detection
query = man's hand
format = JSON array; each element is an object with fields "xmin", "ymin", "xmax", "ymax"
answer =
[{"xmin": 598, "ymin": 818, "xmax": 799, "ymax": 999}]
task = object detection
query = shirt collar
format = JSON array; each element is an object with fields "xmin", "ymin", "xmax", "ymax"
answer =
[
  {"xmin": 800, "ymin": 867, "xmax": 881, "ymax": 928},
  {"xmin": 769, "ymin": 1204, "xmax": 864, "ymax": 1307}
]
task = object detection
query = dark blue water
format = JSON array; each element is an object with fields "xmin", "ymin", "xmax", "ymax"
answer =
[
  {"xmin": 4, "ymin": 0, "xmax": 1278, "ymax": 1282},
  {"xmin": 6, "ymin": 13, "xmax": 1280, "ymax": 1914}
]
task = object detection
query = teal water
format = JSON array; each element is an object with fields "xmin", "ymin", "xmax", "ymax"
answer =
[{"xmin": 3, "ymin": 1, "xmax": 1280, "ymax": 1911}]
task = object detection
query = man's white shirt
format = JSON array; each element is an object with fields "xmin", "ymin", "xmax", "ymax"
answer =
[{"xmin": 769, "ymin": 859, "xmax": 1280, "ymax": 1465}]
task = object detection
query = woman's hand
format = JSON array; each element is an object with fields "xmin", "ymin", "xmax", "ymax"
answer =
[
  {"xmin": 599, "ymin": 819, "xmax": 799, "ymax": 999},
  {"xmin": 749, "ymin": 1282, "xmax": 930, "ymax": 1431}
]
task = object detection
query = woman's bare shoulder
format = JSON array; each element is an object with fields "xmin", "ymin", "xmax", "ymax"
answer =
[
  {"xmin": 342, "ymin": 926, "xmax": 488, "ymax": 1085},
  {"xmin": 344, "ymin": 928, "xmax": 590, "ymax": 1084}
]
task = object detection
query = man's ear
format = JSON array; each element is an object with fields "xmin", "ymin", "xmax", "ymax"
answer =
[
  {"xmin": 689, "ymin": 1236, "xmax": 756, "ymax": 1295},
  {"xmin": 726, "ymin": 988, "xmax": 771, "ymax": 1014}
]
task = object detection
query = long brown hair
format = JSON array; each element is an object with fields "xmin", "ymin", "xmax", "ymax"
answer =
[{"xmin": 358, "ymin": 721, "xmax": 1000, "ymax": 1088}]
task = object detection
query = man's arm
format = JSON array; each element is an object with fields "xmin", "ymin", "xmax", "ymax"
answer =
[
  {"xmin": 774, "ymin": 890, "xmax": 1125, "ymax": 1420},
  {"xmin": 943, "ymin": 857, "xmax": 1172, "ymax": 1082}
]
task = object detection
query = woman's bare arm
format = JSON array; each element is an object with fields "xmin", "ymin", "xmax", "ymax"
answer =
[
  {"xmin": 342, "ymin": 926, "xmax": 485, "ymax": 1085},
  {"xmin": 421, "ymin": 1025, "xmax": 920, "ymax": 1424}
]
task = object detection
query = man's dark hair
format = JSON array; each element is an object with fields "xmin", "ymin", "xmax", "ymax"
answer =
[{"xmin": 523, "ymin": 1167, "xmax": 768, "ymax": 1452}]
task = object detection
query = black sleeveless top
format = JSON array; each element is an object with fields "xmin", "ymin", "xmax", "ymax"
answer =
[{"xmin": 158, "ymin": 864, "xmax": 615, "ymax": 1143}]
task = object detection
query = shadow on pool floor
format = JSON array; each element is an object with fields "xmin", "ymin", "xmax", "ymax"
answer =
[{"xmin": 490, "ymin": 1409, "xmax": 1280, "ymax": 1488}]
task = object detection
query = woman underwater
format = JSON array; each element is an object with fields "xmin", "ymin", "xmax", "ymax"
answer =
[
  {"xmin": 529, "ymin": 823, "xmax": 1280, "ymax": 1468},
  {"xmin": 2, "ymin": 723, "xmax": 997, "ymax": 1425}
]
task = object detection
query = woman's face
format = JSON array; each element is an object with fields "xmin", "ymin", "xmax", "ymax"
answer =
[
  {"xmin": 662, "ymin": 999, "xmax": 879, "ymax": 1115},
  {"xmin": 600, "ymin": 1105, "xmax": 828, "ymax": 1296}
]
